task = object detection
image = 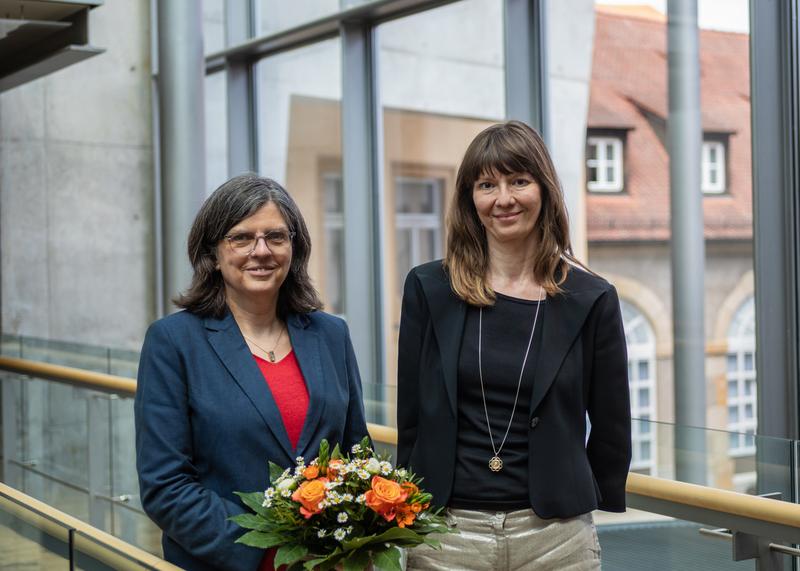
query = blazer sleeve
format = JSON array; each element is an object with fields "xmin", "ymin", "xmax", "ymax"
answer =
[
  {"xmin": 396, "ymin": 269, "xmax": 427, "ymax": 467},
  {"xmin": 341, "ymin": 320, "xmax": 370, "ymax": 449},
  {"xmin": 586, "ymin": 285, "xmax": 632, "ymax": 512},
  {"xmin": 134, "ymin": 320, "xmax": 262, "ymax": 571}
]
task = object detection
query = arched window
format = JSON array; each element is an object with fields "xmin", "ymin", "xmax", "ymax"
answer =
[
  {"xmin": 727, "ymin": 296, "xmax": 756, "ymax": 455},
  {"xmin": 621, "ymin": 300, "xmax": 657, "ymax": 473}
]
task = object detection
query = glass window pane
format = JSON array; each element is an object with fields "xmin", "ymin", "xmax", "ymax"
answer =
[
  {"xmin": 379, "ymin": 0, "xmax": 504, "ymax": 420},
  {"xmin": 744, "ymin": 379, "xmax": 755, "ymax": 396},
  {"xmin": 588, "ymin": 166, "xmax": 598, "ymax": 183},
  {"xmin": 203, "ymin": 0, "xmax": 225, "ymax": 54},
  {"xmin": 586, "ymin": 1, "xmax": 753, "ymax": 451},
  {"xmin": 256, "ymin": 39, "xmax": 342, "ymax": 315},
  {"xmin": 640, "ymin": 441, "xmax": 651, "ymax": 461},
  {"xmin": 727, "ymin": 380, "xmax": 738, "ymax": 398},
  {"xmin": 728, "ymin": 406, "xmax": 739, "ymax": 423},
  {"xmin": 744, "ymin": 352, "xmax": 754, "ymax": 371},
  {"xmin": 638, "ymin": 388, "xmax": 649, "ymax": 408},
  {"xmin": 258, "ymin": 1, "xmax": 340, "ymax": 36},
  {"xmin": 396, "ymin": 230, "xmax": 412, "ymax": 297},
  {"xmin": 419, "ymin": 229, "xmax": 438, "ymax": 264},
  {"xmin": 205, "ymin": 72, "xmax": 228, "ymax": 195},
  {"xmin": 637, "ymin": 360, "xmax": 649, "ymax": 380}
]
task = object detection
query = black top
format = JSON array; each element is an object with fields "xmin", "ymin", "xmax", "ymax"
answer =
[{"xmin": 449, "ymin": 293, "xmax": 545, "ymax": 511}]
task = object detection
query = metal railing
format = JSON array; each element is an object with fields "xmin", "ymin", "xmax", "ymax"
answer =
[
  {"xmin": 2, "ymin": 354, "xmax": 800, "ymax": 570},
  {"xmin": 0, "ymin": 481, "xmax": 182, "ymax": 570}
]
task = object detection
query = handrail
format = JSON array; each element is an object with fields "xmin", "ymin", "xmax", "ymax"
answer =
[
  {"xmin": 4, "ymin": 355, "xmax": 800, "ymax": 542},
  {"xmin": 0, "ymin": 355, "xmax": 136, "ymax": 395},
  {"xmin": 0, "ymin": 482, "xmax": 182, "ymax": 570},
  {"xmin": 0, "ymin": 355, "xmax": 394, "ymax": 446},
  {"xmin": 626, "ymin": 472, "xmax": 800, "ymax": 529}
]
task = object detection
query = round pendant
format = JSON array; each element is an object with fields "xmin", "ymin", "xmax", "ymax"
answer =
[{"xmin": 488, "ymin": 456, "xmax": 503, "ymax": 472}]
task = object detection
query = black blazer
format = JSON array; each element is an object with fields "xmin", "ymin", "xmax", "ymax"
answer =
[{"xmin": 396, "ymin": 260, "xmax": 631, "ymax": 518}]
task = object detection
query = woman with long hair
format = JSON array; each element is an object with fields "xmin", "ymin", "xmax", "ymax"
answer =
[{"xmin": 397, "ymin": 121, "xmax": 631, "ymax": 570}]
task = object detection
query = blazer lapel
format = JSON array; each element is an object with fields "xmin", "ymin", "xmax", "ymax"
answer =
[
  {"xmin": 529, "ymin": 274, "xmax": 606, "ymax": 415},
  {"xmin": 287, "ymin": 314, "xmax": 326, "ymax": 458},
  {"xmin": 205, "ymin": 313, "xmax": 294, "ymax": 461},
  {"xmin": 419, "ymin": 272, "xmax": 466, "ymax": 418}
]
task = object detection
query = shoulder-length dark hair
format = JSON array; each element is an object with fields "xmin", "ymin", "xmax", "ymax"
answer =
[
  {"xmin": 445, "ymin": 120, "xmax": 584, "ymax": 305},
  {"xmin": 174, "ymin": 174, "xmax": 323, "ymax": 318}
]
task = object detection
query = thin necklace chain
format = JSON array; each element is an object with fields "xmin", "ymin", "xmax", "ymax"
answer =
[
  {"xmin": 243, "ymin": 325, "xmax": 285, "ymax": 359},
  {"xmin": 478, "ymin": 286, "xmax": 544, "ymax": 460}
]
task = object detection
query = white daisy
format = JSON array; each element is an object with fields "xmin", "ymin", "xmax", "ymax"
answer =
[
  {"xmin": 333, "ymin": 528, "xmax": 347, "ymax": 541},
  {"xmin": 357, "ymin": 469, "xmax": 370, "ymax": 480},
  {"xmin": 351, "ymin": 444, "xmax": 362, "ymax": 454},
  {"xmin": 317, "ymin": 529, "xmax": 328, "ymax": 538},
  {"xmin": 337, "ymin": 512, "xmax": 349, "ymax": 523}
]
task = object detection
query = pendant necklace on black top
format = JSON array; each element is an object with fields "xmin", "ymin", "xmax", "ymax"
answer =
[
  {"xmin": 244, "ymin": 326, "xmax": 285, "ymax": 363},
  {"xmin": 478, "ymin": 286, "xmax": 544, "ymax": 472}
]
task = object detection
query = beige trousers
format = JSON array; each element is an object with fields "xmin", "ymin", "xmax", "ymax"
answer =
[{"xmin": 406, "ymin": 508, "xmax": 601, "ymax": 571}]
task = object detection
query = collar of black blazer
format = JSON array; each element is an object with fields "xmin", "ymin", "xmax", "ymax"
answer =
[{"xmin": 413, "ymin": 261, "xmax": 611, "ymax": 418}]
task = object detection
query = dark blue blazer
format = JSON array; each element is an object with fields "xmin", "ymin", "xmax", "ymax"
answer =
[{"xmin": 134, "ymin": 309, "xmax": 369, "ymax": 571}]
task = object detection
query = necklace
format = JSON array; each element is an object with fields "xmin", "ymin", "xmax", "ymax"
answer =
[
  {"xmin": 244, "ymin": 325, "xmax": 285, "ymax": 363},
  {"xmin": 478, "ymin": 286, "xmax": 544, "ymax": 472}
]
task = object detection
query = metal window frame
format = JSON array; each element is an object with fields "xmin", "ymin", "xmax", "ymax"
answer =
[
  {"xmin": 198, "ymin": 0, "xmax": 548, "ymax": 397},
  {"xmin": 751, "ymin": 0, "xmax": 800, "ymax": 448},
  {"xmin": 701, "ymin": 140, "xmax": 726, "ymax": 194},
  {"xmin": 586, "ymin": 136, "xmax": 624, "ymax": 192}
]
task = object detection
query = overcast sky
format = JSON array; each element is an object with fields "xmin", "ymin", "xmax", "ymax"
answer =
[{"xmin": 596, "ymin": 0, "xmax": 750, "ymax": 33}]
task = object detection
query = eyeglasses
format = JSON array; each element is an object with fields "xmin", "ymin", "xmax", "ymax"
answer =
[{"xmin": 224, "ymin": 229, "xmax": 295, "ymax": 255}]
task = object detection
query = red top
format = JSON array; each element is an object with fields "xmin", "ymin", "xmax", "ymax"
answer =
[
  {"xmin": 254, "ymin": 350, "xmax": 309, "ymax": 571},
  {"xmin": 253, "ymin": 350, "xmax": 309, "ymax": 450}
]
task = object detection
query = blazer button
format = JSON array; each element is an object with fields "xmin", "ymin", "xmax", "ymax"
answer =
[{"xmin": 530, "ymin": 417, "xmax": 540, "ymax": 429}]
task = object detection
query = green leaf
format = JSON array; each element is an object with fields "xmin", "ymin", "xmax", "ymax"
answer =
[
  {"xmin": 234, "ymin": 491, "xmax": 270, "ymax": 517},
  {"xmin": 303, "ymin": 557, "xmax": 328, "ymax": 570},
  {"xmin": 270, "ymin": 461, "xmax": 287, "ymax": 484},
  {"xmin": 359, "ymin": 435, "xmax": 371, "ymax": 451},
  {"xmin": 229, "ymin": 513, "xmax": 269, "ymax": 531},
  {"xmin": 318, "ymin": 439, "xmax": 330, "ymax": 464},
  {"xmin": 331, "ymin": 443, "xmax": 342, "ymax": 460},
  {"xmin": 342, "ymin": 526, "xmax": 425, "ymax": 551},
  {"xmin": 275, "ymin": 544, "xmax": 309, "ymax": 568},
  {"xmin": 342, "ymin": 550, "xmax": 372, "ymax": 571},
  {"xmin": 234, "ymin": 530, "xmax": 285, "ymax": 549},
  {"xmin": 372, "ymin": 547, "xmax": 403, "ymax": 571},
  {"xmin": 304, "ymin": 550, "xmax": 347, "ymax": 571}
]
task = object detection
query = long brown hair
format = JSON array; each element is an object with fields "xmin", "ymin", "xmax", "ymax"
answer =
[
  {"xmin": 174, "ymin": 174, "xmax": 323, "ymax": 318},
  {"xmin": 445, "ymin": 120, "xmax": 583, "ymax": 305}
]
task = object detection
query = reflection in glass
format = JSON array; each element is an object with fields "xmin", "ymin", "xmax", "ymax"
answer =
[
  {"xmin": 256, "ymin": 39, "xmax": 342, "ymax": 316},
  {"xmin": 377, "ymin": 0, "xmax": 504, "ymax": 424},
  {"xmin": 205, "ymin": 72, "xmax": 228, "ymax": 195}
]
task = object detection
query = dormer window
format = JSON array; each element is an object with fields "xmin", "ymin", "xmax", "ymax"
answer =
[
  {"xmin": 702, "ymin": 140, "xmax": 727, "ymax": 194},
  {"xmin": 587, "ymin": 135, "xmax": 624, "ymax": 192}
]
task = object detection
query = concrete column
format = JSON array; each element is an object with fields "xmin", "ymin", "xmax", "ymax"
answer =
[
  {"xmin": 157, "ymin": 1, "xmax": 206, "ymax": 311},
  {"xmin": 667, "ymin": 0, "xmax": 706, "ymax": 484}
]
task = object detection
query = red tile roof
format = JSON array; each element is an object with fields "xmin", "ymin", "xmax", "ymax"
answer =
[{"xmin": 586, "ymin": 8, "xmax": 752, "ymax": 242}]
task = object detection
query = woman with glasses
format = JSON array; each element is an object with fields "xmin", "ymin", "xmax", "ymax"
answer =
[
  {"xmin": 397, "ymin": 121, "xmax": 631, "ymax": 570},
  {"xmin": 135, "ymin": 174, "xmax": 369, "ymax": 571}
]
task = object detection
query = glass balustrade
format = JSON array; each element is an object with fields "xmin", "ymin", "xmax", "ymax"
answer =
[{"xmin": 2, "ymin": 336, "xmax": 800, "ymax": 569}]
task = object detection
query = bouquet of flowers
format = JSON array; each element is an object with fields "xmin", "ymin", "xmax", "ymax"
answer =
[{"xmin": 231, "ymin": 436, "xmax": 453, "ymax": 570}]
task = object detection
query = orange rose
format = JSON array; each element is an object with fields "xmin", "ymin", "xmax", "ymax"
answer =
[
  {"xmin": 303, "ymin": 465, "xmax": 320, "ymax": 480},
  {"xmin": 291, "ymin": 478, "xmax": 328, "ymax": 519},
  {"xmin": 365, "ymin": 476, "xmax": 409, "ymax": 521}
]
